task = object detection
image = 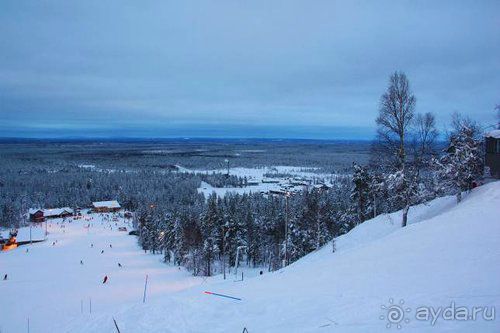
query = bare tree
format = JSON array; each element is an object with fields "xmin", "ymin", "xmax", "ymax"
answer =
[
  {"xmin": 376, "ymin": 71, "xmax": 416, "ymax": 169},
  {"xmin": 374, "ymin": 71, "xmax": 416, "ymax": 227},
  {"xmin": 413, "ymin": 112, "xmax": 439, "ymax": 168}
]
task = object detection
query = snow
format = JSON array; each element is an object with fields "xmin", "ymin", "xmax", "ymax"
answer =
[
  {"xmin": 181, "ymin": 165, "xmax": 323, "ymax": 179},
  {"xmin": 179, "ymin": 165, "xmax": 336, "ymax": 197},
  {"xmin": 78, "ymin": 164, "xmax": 96, "ymax": 169},
  {"xmin": 0, "ymin": 214, "xmax": 203, "ymax": 333},
  {"xmin": 485, "ymin": 129, "xmax": 500, "ymax": 139},
  {"xmin": 92, "ymin": 200, "xmax": 121, "ymax": 209},
  {"xmin": 2, "ymin": 182, "xmax": 500, "ymax": 332},
  {"xmin": 198, "ymin": 180, "xmax": 285, "ymax": 197},
  {"xmin": 28, "ymin": 207, "xmax": 74, "ymax": 217},
  {"xmin": 0, "ymin": 224, "xmax": 46, "ymax": 242}
]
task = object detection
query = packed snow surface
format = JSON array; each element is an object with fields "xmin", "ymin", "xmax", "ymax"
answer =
[{"xmin": 1, "ymin": 182, "xmax": 499, "ymax": 332}]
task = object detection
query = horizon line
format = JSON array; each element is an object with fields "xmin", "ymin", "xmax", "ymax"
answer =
[{"xmin": 0, "ymin": 136, "xmax": 376, "ymax": 143}]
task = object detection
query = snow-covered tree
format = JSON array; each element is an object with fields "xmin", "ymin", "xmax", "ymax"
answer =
[
  {"xmin": 385, "ymin": 169, "xmax": 420, "ymax": 226},
  {"xmin": 200, "ymin": 194, "xmax": 222, "ymax": 276},
  {"xmin": 434, "ymin": 114, "xmax": 483, "ymax": 203},
  {"xmin": 350, "ymin": 163, "xmax": 372, "ymax": 225}
]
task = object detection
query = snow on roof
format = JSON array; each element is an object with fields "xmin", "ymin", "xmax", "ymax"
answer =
[
  {"xmin": 485, "ymin": 129, "xmax": 500, "ymax": 139},
  {"xmin": 92, "ymin": 200, "xmax": 121, "ymax": 208},
  {"xmin": 29, "ymin": 207, "xmax": 74, "ymax": 217}
]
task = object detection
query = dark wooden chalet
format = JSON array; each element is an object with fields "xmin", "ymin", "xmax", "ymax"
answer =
[
  {"xmin": 29, "ymin": 207, "xmax": 74, "ymax": 222},
  {"xmin": 485, "ymin": 130, "xmax": 500, "ymax": 178}
]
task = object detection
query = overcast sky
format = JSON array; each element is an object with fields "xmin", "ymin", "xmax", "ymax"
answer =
[{"xmin": 0, "ymin": 0, "xmax": 498, "ymax": 139}]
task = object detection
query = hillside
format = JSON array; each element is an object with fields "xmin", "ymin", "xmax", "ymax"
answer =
[{"xmin": 1, "ymin": 182, "xmax": 499, "ymax": 332}]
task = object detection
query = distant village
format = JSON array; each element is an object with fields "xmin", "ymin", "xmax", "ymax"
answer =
[{"xmin": 250, "ymin": 176, "xmax": 331, "ymax": 196}]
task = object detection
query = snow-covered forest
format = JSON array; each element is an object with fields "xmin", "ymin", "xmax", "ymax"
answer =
[
  {"xmin": 137, "ymin": 72, "xmax": 487, "ymax": 276},
  {"xmin": 1, "ymin": 0, "xmax": 498, "ymax": 331},
  {"xmin": 0, "ymin": 73, "xmax": 489, "ymax": 278}
]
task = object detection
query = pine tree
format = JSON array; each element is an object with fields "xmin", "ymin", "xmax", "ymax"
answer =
[
  {"xmin": 350, "ymin": 163, "xmax": 372, "ymax": 225},
  {"xmin": 200, "ymin": 194, "xmax": 222, "ymax": 276}
]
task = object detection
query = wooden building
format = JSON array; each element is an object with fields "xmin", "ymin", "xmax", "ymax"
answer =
[
  {"xmin": 92, "ymin": 200, "xmax": 121, "ymax": 213},
  {"xmin": 485, "ymin": 130, "xmax": 500, "ymax": 178},
  {"xmin": 29, "ymin": 207, "xmax": 74, "ymax": 222}
]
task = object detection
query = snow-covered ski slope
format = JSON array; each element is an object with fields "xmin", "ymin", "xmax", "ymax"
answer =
[
  {"xmin": 0, "ymin": 215, "xmax": 204, "ymax": 333},
  {"xmin": 2, "ymin": 182, "xmax": 499, "ymax": 332}
]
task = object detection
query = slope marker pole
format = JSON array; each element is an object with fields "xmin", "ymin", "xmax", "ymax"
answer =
[
  {"xmin": 142, "ymin": 274, "xmax": 149, "ymax": 303},
  {"xmin": 204, "ymin": 291, "xmax": 242, "ymax": 301},
  {"xmin": 113, "ymin": 317, "xmax": 121, "ymax": 333}
]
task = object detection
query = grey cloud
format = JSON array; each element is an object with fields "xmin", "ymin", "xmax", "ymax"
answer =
[{"xmin": 0, "ymin": 0, "xmax": 498, "ymax": 138}]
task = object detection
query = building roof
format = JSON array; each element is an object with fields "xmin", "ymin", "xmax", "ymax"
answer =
[
  {"xmin": 92, "ymin": 200, "xmax": 121, "ymax": 209},
  {"xmin": 485, "ymin": 129, "xmax": 500, "ymax": 139},
  {"xmin": 29, "ymin": 207, "xmax": 74, "ymax": 217}
]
